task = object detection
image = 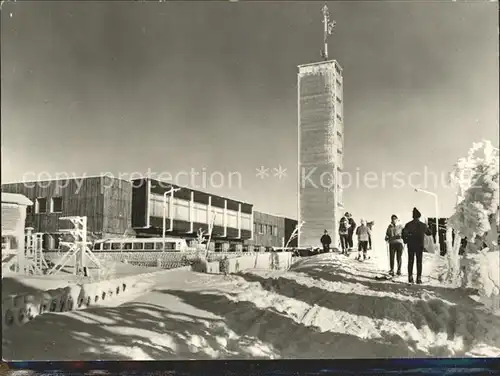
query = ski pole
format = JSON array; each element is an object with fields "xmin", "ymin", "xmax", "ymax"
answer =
[{"xmin": 386, "ymin": 241, "xmax": 390, "ymax": 272}]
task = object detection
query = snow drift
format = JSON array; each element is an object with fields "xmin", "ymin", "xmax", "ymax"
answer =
[{"xmin": 4, "ymin": 251, "xmax": 500, "ymax": 360}]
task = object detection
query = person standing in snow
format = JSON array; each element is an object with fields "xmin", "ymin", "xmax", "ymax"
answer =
[
  {"xmin": 320, "ymin": 230, "xmax": 332, "ymax": 253},
  {"xmin": 345, "ymin": 212, "xmax": 357, "ymax": 251},
  {"xmin": 338, "ymin": 217, "xmax": 349, "ymax": 254},
  {"xmin": 356, "ymin": 219, "xmax": 371, "ymax": 260},
  {"xmin": 367, "ymin": 221, "xmax": 374, "ymax": 250},
  {"xmin": 385, "ymin": 214, "xmax": 404, "ymax": 276},
  {"xmin": 402, "ymin": 207, "xmax": 432, "ymax": 284}
]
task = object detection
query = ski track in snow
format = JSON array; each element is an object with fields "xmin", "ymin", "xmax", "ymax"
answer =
[{"xmin": 3, "ymin": 252, "xmax": 500, "ymax": 360}]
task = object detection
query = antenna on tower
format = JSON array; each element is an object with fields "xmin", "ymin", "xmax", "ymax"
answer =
[{"xmin": 321, "ymin": 3, "xmax": 336, "ymax": 61}]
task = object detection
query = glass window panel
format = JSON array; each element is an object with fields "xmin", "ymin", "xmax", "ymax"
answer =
[
  {"xmin": 173, "ymin": 198, "xmax": 190, "ymax": 221},
  {"xmin": 212, "ymin": 207, "xmax": 224, "ymax": 226},
  {"xmin": 37, "ymin": 198, "xmax": 47, "ymax": 213},
  {"xmin": 52, "ymin": 197, "xmax": 63, "ymax": 212},
  {"xmin": 149, "ymin": 194, "xmax": 172, "ymax": 218},
  {"xmin": 194, "ymin": 206, "xmax": 208, "ymax": 224},
  {"xmin": 111, "ymin": 242, "xmax": 122, "ymax": 250},
  {"xmin": 241, "ymin": 217, "xmax": 251, "ymax": 231},
  {"xmin": 227, "ymin": 211, "xmax": 237, "ymax": 228},
  {"xmin": 241, "ymin": 214, "xmax": 252, "ymax": 230}
]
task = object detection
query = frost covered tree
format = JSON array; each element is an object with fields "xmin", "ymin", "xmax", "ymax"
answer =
[
  {"xmin": 195, "ymin": 228, "xmax": 207, "ymax": 249},
  {"xmin": 285, "ymin": 221, "xmax": 305, "ymax": 257},
  {"xmin": 446, "ymin": 140, "xmax": 499, "ymax": 298}
]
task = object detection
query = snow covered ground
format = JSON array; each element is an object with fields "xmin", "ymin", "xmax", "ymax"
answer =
[
  {"xmin": 2, "ymin": 261, "xmax": 163, "ymax": 296},
  {"xmin": 3, "ymin": 251, "xmax": 500, "ymax": 360}
]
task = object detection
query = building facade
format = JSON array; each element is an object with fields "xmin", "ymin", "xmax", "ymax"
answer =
[
  {"xmin": 244, "ymin": 211, "xmax": 298, "ymax": 251},
  {"xmin": 1, "ymin": 192, "xmax": 33, "ymax": 260},
  {"xmin": 130, "ymin": 178, "xmax": 253, "ymax": 251},
  {"xmin": 298, "ymin": 60, "xmax": 344, "ymax": 248},
  {"xmin": 2, "ymin": 176, "xmax": 298, "ymax": 251},
  {"xmin": 1, "ymin": 176, "xmax": 133, "ymax": 249}
]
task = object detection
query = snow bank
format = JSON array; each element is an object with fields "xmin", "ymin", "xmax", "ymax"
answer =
[
  {"xmin": 5, "ymin": 252, "xmax": 499, "ymax": 360},
  {"xmin": 428, "ymin": 250, "xmax": 500, "ymax": 313},
  {"xmin": 1, "ymin": 266, "xmax": 192, "ymax": 333}
]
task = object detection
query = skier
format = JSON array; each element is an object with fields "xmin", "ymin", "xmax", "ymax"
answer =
[
  {"xmin": 338, "ymin": 217, "xmax": 349, "ymax": 255},
  {"xmin": 320, "ymin": 230, "xmax": 332, "ymax": 254},
  {"xmin": 355, "ymin": 219, "xmax": 371, "ymax": 261},
  {"xmin": 385, "ymin": 214, "xmax": 404, "ymax": 277},
  {"xmin": 402, "ymin": 207, "xmax": 432, "ymax": 284},
  {"xmin": 367, "ymin": 221, "xmax": 375, "ymax": 250},
  {"xmin": 345, "ymin": 212, "xmax": 357, "ymax": 252}
]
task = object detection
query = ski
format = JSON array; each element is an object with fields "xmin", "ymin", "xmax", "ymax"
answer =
[
  {"xmin": 375, "ymin": 273, "xmax": 403, "ymax": 282},
  {"xmin": 356, "ymin": 256, "xmax": 370, "ymax": 262},
  {"xmin": 375, "ymin": 274, "xmax": 393, "ymax": 281}
]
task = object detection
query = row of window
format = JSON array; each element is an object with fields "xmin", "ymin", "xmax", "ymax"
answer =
[
  {"xmin": 254, "ymin": 222, "xmax": 279, "ymax": 237},
  {"xmin": 94, "ymin": 241, "xmax": 177, "ymax": 251},
  {"xmin": 93, "ymin": 240, "xmax": 278, "ymax": 252},
  {"xmin": 149, "ymin": 194, "xmax": 252, "ymax": 230},
  {"xmin": 28, "ymin": 197, "xmax": 63, "ymax": 214}
]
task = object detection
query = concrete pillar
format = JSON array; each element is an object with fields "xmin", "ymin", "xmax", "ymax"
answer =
[
  {"xmin": 189, "ymin": 191, "xmax": 194, "ymax": 233},
  {"xmin": 237, "ymin": 203, "xmax": 242, "ymax": 239},
  {"xmin": 223, "ymin": 200, "xmax": 228, "ymax": 237}
]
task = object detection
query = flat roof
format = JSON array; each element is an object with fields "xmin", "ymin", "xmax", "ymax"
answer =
[
  {"xmin": 1, "ymin": 174, "xmax": 132, "ymax": 185},
  {"xmin": 253, "ymin": 210, "xmax": 298, "ymax": 222},
  {"xmin": 298, "ymin": 59, "xmax": 343, "ymax": 71},
  {"xmin": 1, "ymin": 192, "xmax": 33, "ymax": 206}
]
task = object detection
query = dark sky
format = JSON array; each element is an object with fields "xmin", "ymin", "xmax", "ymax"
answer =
[{"xmin": 1, "ymin": 1, "xmax": 498, "ymax": 227}]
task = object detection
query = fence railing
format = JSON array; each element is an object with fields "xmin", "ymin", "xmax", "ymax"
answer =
[{"xmin": 42, "ymin": 251, "xmax": 254, "ymax": 271}]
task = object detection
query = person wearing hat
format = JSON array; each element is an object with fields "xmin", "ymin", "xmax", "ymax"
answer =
[
  {"xmin": 320, "ymin": 230, "xmax": 332, "ymax": 254},
  {"xmin": 338, "ymin": 216, "xmax": 349, "ymax": 254},
  {"xmin": 356, "ymin": 219, "xmax": 371, "ymax": 261},
  {"xmin": 385, "ymin": 214, "xmax": 404, "ymax": 276},
  {"xmin": 402, "ymin": 207, "xmax": 432, "ymax": 284},
  {"xmin": 345, "ymin": 212, "xmax": 357, "ymax": 251}
]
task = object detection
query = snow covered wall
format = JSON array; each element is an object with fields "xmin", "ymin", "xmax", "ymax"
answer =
[
  {"xmin": 298, "ymin": 60, "xmax": 344, "ymax": 248},
  {"xmin": 1, "ymin": 266, "xmax": 191, "ymax": 332}
]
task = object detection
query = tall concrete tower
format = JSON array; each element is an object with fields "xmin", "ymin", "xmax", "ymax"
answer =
[{"xmin": 297, "ymin": 5, "xmax": 344, "ymax": 248}]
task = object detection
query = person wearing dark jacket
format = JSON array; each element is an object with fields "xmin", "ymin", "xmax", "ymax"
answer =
[
  {"xmin": 338, "ymin": 217, "xmax": 349, "ymax": 254},
  {"xmin": 320, "ymin": 230, "xmax": 332, "ymax": 253},
  {"xmin": 345, "ymin": 212, "xmax": 357, "ymax": 251},
  {"xmin": 402, "ymin": 207, "xmax": 432, "ymax": 284},
  {"xmin": 385, "ymin": 215, "xmax": 404, "ymax": 276}
]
